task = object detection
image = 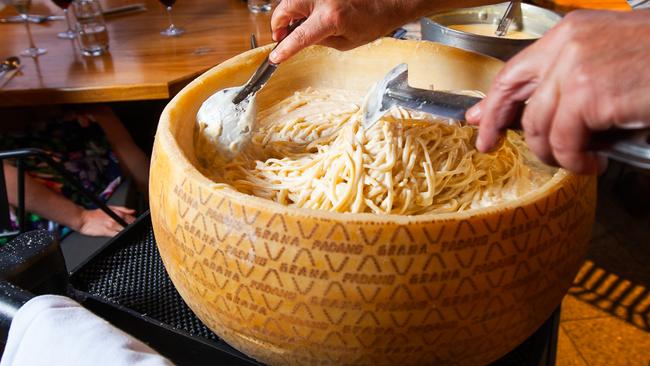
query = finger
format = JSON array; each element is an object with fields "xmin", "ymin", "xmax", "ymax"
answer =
[
  {"xmin": 109, "ymin": 219, "xmax": 124, "ymax": 233},
  {"xmin": 108, "ymin": 205, "xmax": 123, "ymax": 213},
  {"xmin": 475, "ymin": 56, "xmax": 542, "ymax": 152},
  {"xmin": 273, "ymin": 27, "xmax": 288, "ymax": 43},
  {"xmin": 271, "ymin": 0, "xmax": 312, "ymax": 41},
  {"xmin": 110, "ymin": 206, "xmax": 136, "ymax": 214},
  {"xmin": 548, "ymin": 97, "xmax": 599, "ymax": 174},
  {"xmin": 474, "ymin": 20, "xmax": 579, "ymax": 152},
  {"xmin": 104, "ymin": 227, "xmax": 119, "ymax": 237},
  {"xmin": 269, "ymin": 11, "xmax": 335, "ymax": 63},
  {"xmin": 466, "ymin": 99, "xmax": 484, "ymax": 125},
  {"xmin": 124, "ymin": 214, "xmax": 136, "ymax": 224},
  {"xmin": 520, "ymin": 74, "xmax": 561, "ymax": 165}
]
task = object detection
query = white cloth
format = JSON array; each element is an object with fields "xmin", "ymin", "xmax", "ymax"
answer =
[{"xmin": 0, "ymin": 295, "xmax": 173, "ymax": 366}]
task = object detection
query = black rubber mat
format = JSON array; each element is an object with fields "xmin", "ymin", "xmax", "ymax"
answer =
[{"xmin": 70, "ymin": 215, "xmax": 220, "ymax": 342}]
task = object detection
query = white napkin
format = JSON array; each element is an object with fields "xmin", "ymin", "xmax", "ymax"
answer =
[{"xmin": 0, "ymin": 295, "xmax": 173, "ymax": 366}]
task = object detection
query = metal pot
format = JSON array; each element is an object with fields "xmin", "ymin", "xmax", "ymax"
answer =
[{"xmin": 421, "ymin": 2, "xmax": 561, "ymax": 60}]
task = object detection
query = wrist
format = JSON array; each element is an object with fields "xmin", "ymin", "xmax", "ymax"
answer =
[
  {"xmin": 400, "ymin": 0, "xmax": 429, "ymax": 16},
  {"xmin": 390, "ymin": 0, "xmax": 434, "ymax": 29},
  {"xmin": 69, "ymin": 206, "xmax": 87, "ymax": 231}
]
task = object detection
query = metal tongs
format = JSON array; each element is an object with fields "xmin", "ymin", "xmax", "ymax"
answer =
[
  {"xmin": 362, "ymin": 63, "xmax": 650, "ymax": 170},
  {"xmin": 362, "ymin": 63, "xmax": 482, "ymax": 128},
  {"xmin": 195, "ymin": 20, "xmax": 305, "ymax": 162},
  {"xmin": 232, "ymin": 20, "xmax": 304, "ymax": 104}
]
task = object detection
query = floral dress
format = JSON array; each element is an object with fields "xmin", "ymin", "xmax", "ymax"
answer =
[{"xmin": 0, "ymin": 116, "xmax": 122, "ymax": 237}]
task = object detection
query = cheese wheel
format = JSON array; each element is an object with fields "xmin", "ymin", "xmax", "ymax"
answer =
[{"xmin": 150, "ymin": 39, "xmax": 596, "ymax": 365}]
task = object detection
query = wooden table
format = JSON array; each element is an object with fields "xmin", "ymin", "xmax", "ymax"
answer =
[{"xmin": 0, "ymin": 0, "xmax": 274, "ymax": 106}]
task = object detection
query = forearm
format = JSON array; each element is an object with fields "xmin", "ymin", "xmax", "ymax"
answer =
[{"xmin": 3, "ymin": 163, "xmax": 84, "ymax": 231}]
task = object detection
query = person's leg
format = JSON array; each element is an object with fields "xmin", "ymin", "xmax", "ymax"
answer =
[
  {"xmin": 80, "ymin": 106, "xmax": 150, "ymax": 195},
  {"xmin": 3, "ymin": 161, "xmax": 134, "ymax": 236}
]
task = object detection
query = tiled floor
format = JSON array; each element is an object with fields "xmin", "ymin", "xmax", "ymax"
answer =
[{"xmin": 557, "ymin": 162, "xmax": 650, "ymax": 366}]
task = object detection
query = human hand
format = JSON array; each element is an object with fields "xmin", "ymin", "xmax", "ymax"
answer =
[
  {"xmin": 466, "ymin": 9, "xmax": 650, "ymax": 174},
  {"xmin": 77, "ymin": 206, "xmax": 136, "ymax": 237},
  {"xmin": 269, "ymin": 0, "xmax": 429, "ymax": 64}
]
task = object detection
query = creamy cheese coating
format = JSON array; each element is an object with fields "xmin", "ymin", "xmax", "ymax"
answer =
[
  {"xmin": 195, "ymin": 87, "xmax": 257, "ymax": 165},
  {"xmin": 197, "ymin": 87, "xmax": 557, "ymax": 215},
  {"xmin": 448, "ymin": 24, "xmax": 538, "ymax": 39}
]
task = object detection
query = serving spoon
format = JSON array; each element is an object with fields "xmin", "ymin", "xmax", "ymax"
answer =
[
  {"xmin": 196, "ymin": 20, "xmax": 303, "ymax": 162},
  {"xmin": 495, "ymin": 1, "xmax": 520, "ymax": 37},
  {"xmin": 232, "ymin": 20, "xmax": 303, "ymax": 104},
  {"xmin": 363, "ymin": 63, "xmax": 650, "ymax": 170}
]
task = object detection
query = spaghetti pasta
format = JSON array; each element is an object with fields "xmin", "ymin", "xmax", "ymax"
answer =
[{"xmin": 199, "ymin": 87, "xmax": 556, "ymax": 215}]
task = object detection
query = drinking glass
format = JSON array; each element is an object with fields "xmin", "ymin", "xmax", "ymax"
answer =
[
  {"xmin": 52, "ymin": 0, "xmax": 75, "ymax": 39},
  {"xmin": 72, "ymin": 0, "xmax": 109, "ymax": 56},
  {"xmin": 159, "ymin": 0, "xmax": 184, "ymax": 37},
  {"xmin": 7, "ymin": 0, "xmax": 47, "ymax": 57},
  {"xmin": 247, "ymin": 0, "xmax": 271, "ymax": 13}
]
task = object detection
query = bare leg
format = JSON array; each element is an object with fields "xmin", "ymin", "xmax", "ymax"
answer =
[
  {"xmin": 3, "ymin": 162, "xmax": 135, "ymax": 237},
  {"xmin": 82, "ymin": 106, "xmax": 151, "ymax": 195}
]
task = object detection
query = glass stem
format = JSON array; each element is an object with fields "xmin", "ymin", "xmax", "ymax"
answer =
[
  {"xmin": 166, "ymin": 6, "xmax": 175, "ymax": 29},
  {"xmin": 64, "ymin": 8, "xmax": 73, "ymax": 32},
  {"xmin": 21, "ymin": 14, "xmax": 37, "ymax": 50}
]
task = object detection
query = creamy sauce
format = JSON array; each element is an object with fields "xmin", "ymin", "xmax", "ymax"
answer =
[
  {"xmin": 195, "ymin": 87, "xmax": 257, "ymax": 165},
  {"xmin": 448, "ymin": 24, "xmax": 538, "ymax": 39}
]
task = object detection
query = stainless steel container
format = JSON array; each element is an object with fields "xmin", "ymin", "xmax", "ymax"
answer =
[{"xmin": 421, "ymin": 2, "xmax": 561, "ymax": 60}]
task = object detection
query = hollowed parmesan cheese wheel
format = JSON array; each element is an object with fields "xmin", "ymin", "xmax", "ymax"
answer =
[{"xmin": 151, "ymin": 39, "xmax": 596, "ymax": 366}]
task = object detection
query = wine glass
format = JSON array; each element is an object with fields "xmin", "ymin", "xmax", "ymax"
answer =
[
  {"xmin": 159, "ymin": 0, "xmax": 184, "ymax": 37},
  {"xmin": 8, "ymin": 0, "xmax": 47, "ymax": 57},
  {"xmin": 52, "ymin": 0, "xmax": 75, "ymax": 39}
]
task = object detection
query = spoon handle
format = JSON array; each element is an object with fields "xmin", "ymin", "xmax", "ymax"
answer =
[
  {"xmin": 232, "ymin": 19, "xmax": 304, "ymax": 104},
  {"xmin": 0, "ymin": 66, "xmax": 21, "ymax": 89},
  {"xmin": 495, "ymin": 1, "xmax": 519, "ymax": 37}
]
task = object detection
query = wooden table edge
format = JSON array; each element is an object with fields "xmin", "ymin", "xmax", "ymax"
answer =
[{"xmin": 0, "ymin": 68, "xmax": 211, "ymax": 107}]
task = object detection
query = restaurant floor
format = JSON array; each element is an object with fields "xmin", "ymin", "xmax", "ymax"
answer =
[{"xmin": 556, "ymin": 162, "xmax": 650, "ymax": 366}]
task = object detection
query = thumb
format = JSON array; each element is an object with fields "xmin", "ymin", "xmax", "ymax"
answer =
[
  {"xmin": 269, "ymin": 12, "xmax": 334, "ymax": 64},
  {"xmin": 271, "ymin": 0, "xmax": 313, "ymax": 41}
]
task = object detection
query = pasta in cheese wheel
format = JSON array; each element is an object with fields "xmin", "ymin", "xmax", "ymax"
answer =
[
  {"xmin": 150, "ymin": 39, "xmax": 596, "ymax": 366},
  {"xmin": 201, "ymin": 88, "xmax": 557, "ymax": 215}
]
